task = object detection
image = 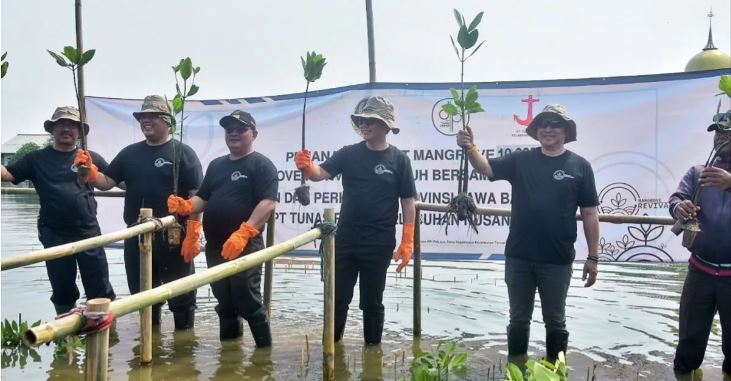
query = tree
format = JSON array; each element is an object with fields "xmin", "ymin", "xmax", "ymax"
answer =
[{"xmin": 9, "ymin": 142, "xmax": 40, "ymax": 165}]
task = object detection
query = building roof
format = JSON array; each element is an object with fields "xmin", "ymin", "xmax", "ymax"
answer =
[
  {"xmin": 685, "ymin": 12, "xmax": 731, "ymax": 72},
  {"xmin": 1, "ymin": 134, "xmax": 50, "ymax": 154}
]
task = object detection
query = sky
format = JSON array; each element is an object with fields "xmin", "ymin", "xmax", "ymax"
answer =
[{"xmin": 1, "ymin": 0, "xmax": 730, "ymax": 141}]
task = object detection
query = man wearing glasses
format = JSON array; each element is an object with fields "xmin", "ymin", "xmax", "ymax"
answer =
[
  {"xmin": 294, "ymin": 96, "xmax": 417, "ymax": 345},
  {"xmin": 167, "ymin": 110, "xmax": 278, "ymax": 347},
  {"xmin": 456, "ymin": 104, "xmax": 600, "ymax": 368},
  {"xmin": 77, "ymin": 95, "xmax": 203, "ymax": 330}
]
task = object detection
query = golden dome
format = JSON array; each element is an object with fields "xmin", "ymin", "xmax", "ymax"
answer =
[{"xmin": 685, "ymin": 16, "xmax": 731, "ymax": 72}]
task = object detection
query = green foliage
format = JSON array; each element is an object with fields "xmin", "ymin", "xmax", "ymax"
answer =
[
  {"xmin": 718, "ymin": 75, "xmax": 731, "ymax": 99},
  {"xmin": 47, "ymin": 46, "xmax": 95, "ymax": 69},
  {"xmin": 51, "ymin": 336, "xmax": 85, "ymax": 357},
  {"xmin": 8, "ymin": 142, "xmax": 40, "ymax": 165},
  {"xmin": 170, "ymin": 57, "xmax": 201, "ymax": 131},
  {"xmin": 1, "ymin": 51, "xmax": 8, "ymax": 78},
  {"xmin": 1, "ymin": 316, "xmax": 40, "ymax": 348},
  {"xmin": 411, "ymin": 341, "xmax": 468, "ymax": 381},
  {"xmin": 301, "ymin": 51, "xmax": 327, "ymax": 83},
  {"xmin": 442, "ymin": 9, "xmax": 486, "ymax": 122},
  {"xmin": 503, "ymin": 352, "xmax": 568, "ymax": 381}
]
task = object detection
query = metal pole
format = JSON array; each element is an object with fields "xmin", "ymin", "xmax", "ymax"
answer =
[
  {"xmin": 413, "ymin": 210, "xmax": 421, "ymax": 337},
  {"xmin": 139, "ymin": 208, "xmax": 153, "ymax": 365},
  {"xmin": 264, "ymin": 213, "xmax": 276, "ymax": 316},
  {"xmin": 365, "ymin": 0, "xmax": 376, "ymax": 82},
  {"xmin": 84, "ymin": 298, "xmax": 110, "ymax": 381},
  {"xmin": 322, "ymin": 208, "xmax": 335, "ymax": 380}
]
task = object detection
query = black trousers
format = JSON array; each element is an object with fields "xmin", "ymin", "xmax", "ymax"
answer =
[
  {"xmin": 205, "ymin": 238, "xmax": 267, "ymax": 325},
  {"xmin": 38, "ymin": 223, "xmax": 116, "ymax": 307},
  {"xmin": 674, "ymin": 264, "xmax": 731, "ymax": 374},
  {"xmin": 123, "ymin": 230, "xmax": 196, "ymax": 313},
  {"xmin": 334, "ymin": 242, "xmax": 394, "ymax": 339}
]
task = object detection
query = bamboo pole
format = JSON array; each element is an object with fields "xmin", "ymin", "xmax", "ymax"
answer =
[
  {"xmin": 84, "ymin": 298, "xmax": 110, "ymax": 381},
  {"xmin": 322, "ymin": 208, "xmax": 335, "ymax": 381},
  {"xmin": 1, "ymin": 187, "xmax": 125, "ymax": 197},
  {"xmin": 413, "ymin": 209, "xmax": 422, "ymax": 337},
  {"xmin": 139, "ymin": 209, "xmax": 153, "ymax": 365},
  {"xmin": 415, "ymin": 202, "xmax": 675, "ymax": 225},
  {"xmin": 264, "ymin": 213, "xmax": 276, "ymax": 316},
  {"xmin": 24, "ymin": 227, "xmax": 323, "ymax": 347},
  {"xmin": 1, "ymin": 215, "xmax": 175, "ymax": 271},
  {"xmin": 365, "ymin": 0, "xmax": 376, "ymax": 82}
]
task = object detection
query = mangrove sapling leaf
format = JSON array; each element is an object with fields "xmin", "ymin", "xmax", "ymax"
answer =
[
  {"xmin": 1, "ymin": 51, "xmax": 8, "ymax": 78},
  {"xmin": 47, "ymin": 50, "xmax": 69, "ymax": 67},
  {"xmin": 78, "ymin": 50, "xmax": 95, "ymax": 66},
  {"xmin": 295, "ymin": 51, "xmax": 327, "ymax": 206},
  {"xmin": 440, "ymin": 8, "xmax": 486, "ymax": 234},
  {"xmin": 719, "ymin": 74, "xmax": 731, "ymax": 98},
  {"xmin": 179, "ymin": 57, "xmax": 193, "ymax": 80},
  {"xmin": 62, "ymin": 46, "xmax": 78, "ymax": 63},
  {"xmin": 187, "ymin": 84, "xmax": 199, "ymax": 97}
]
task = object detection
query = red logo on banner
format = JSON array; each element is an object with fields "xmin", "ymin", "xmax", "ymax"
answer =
[{"xmin": 513, "ymin": 95, "xmax": 540, "ymax": 126}]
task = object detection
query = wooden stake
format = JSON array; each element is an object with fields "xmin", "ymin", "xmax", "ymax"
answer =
[
  {"xmin": 413, "ymin": 210, "xmax": 422, "ymax": 337},
  {"xmin": 322, "ymin": 208, "xmax": 335, "ymax": 380},
  {"xmin": 84, "ymin": 298, "xmax": 110, "ymax": 381},
  {"xmin": 264, "ymin": 213, "xmax": 276, "ymax": 317},
  {"xmin": 139, "ymin": 208, "xmax": 153, "ymax": 365}
]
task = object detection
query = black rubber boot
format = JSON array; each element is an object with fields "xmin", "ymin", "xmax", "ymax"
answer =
[
  {"xmin": 363, "ymin": 313, "xmax": 384, "ymax": 345},
  {"xmin": 53, "ymin": 303, "xmax": 75, "ymax": 315},
  {"xmin": 173, "ymin": 308, "xmax": 195, "ymax": 330},
  {"xmin": 545, "ymin": 329, "xmax": 569, "ymax": 363},
  {"xmin": 507, "ymin": 326, "xmax": 530, "ymax": 372},
  {"xmin": 249, "ymin": 320, "xmax": 272, "ymax": 348},
  {"xmin": 219, "ymin": 317, "xmax": 244, "ymax": 340},
  {"xmin": 151, "ymin": 304, "xmax": 162, "ymax": 326},
  {"xmin": 334, "ymin": 310, "xmax": 347, "ymax": 342}
]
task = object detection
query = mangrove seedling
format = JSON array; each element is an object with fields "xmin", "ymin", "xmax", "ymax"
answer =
[
  {"xmin": 441, "ymin": 9, "xmax": 486, "ymax": 234},
  {"xmin": 1, "ymin": 314, "xmax": 41, "ymax": 369},
  {"xmin": 295, "ymin": 51, "xmax": 327, "ymax": 206},
  {"xmin": 411, "ymin": 341, "xmax": 468, "ymax": 381},
  {"xmin": 1, "ymin": 51, "xmax": 8, "ymax": 78},
  {"xmin": 167, "ymin": 57, "xmax": 201, "ymax": 245},
  {"xmin": 504, "ymin": 352, "xmax": 568, "ymax": 381},
  {"xmin": 47, "ymin": 46, "xmax": 95, "ymax": 153}
]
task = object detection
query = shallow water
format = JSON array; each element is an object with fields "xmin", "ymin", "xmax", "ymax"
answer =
[{"xmin": 0, "ymin": 194, "xmax": 724, "ymax": 380}]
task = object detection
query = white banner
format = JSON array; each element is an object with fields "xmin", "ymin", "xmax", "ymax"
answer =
[{"xmin": 86, "ymin": 70, "xmax": 731, "ymax": 262}]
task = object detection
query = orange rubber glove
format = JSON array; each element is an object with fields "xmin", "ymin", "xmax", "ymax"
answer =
[
  {"xmin": 73, "ymin": 149, "xmax": 98, "ymax": 182},
  {"xmin": 167, "ymin": 194, "xmax": 193, "ymax": 216},
  {"xmin": 295, "ymin": 149, "xmax": 316, "ymax": 179},
  {"xmin": 181, "ymin": 219, "xmax": 202, "ymax": 263},
  {"xmin": 221, "ymin": 222, "xmax": 260, "ymax": 260},
  {"xmin": 394, "ymin": 223, "xmax": 414, "ymax": 273}
]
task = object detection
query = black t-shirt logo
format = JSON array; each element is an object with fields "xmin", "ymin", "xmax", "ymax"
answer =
[
  {"xmin": 374, "ymin": 164, "xmax": 394, "ymax": 175},
  {"xmin": 552, "ymin": 170, "xmax": 574, "ymax": 180},
  {"xmin": 230, "ymin": 171, "xmax": 248, "ymax": 181},
  {"xmin": 70, "ymin": 163, "xmax": 78, "ymax": 173},
  {"xmin": 154, "ymin": 158, "xmax": 173, "ymax": 168}
]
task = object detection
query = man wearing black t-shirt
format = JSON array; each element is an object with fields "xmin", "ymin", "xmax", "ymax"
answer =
[
  {"xmin": 457, "ymin": 104, "xmax": 600, "ymax": 367},
  {"xmin": 78, "ymin": 95, "xmax": 203, "ymax": 330},
  {"xmin": 295, "ymin": 96, "xmax": 417, "ymax": 345},
  {"xmin": 1, "ymin": 106, "xmax": 115, "ymax": 315},
  {"xmin": 167, "ymin": 110, "xmax": 277, "ymax": 346}
]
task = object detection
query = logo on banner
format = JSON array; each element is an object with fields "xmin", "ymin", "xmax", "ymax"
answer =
[
  {"xmin": 513, "ymin": 95, "xmax": 540, "ymax": 126},
  {"xmin": 598, "ymin": 182, "xmax": 640, "ymax": 215},
  {"xmin": 231, "ymin": 171, "xmax": 247, "ymax": 181},
  {"xmin": 154, "ymin": 158, "xmax": 173, "ymax": 168},
  {"xmin": 431, "ymin": 98, "xmax": 467, "ymax": 136},
  {"xmin": 374, "ymin": 164, "xmax": 393, "ymax": 175}
]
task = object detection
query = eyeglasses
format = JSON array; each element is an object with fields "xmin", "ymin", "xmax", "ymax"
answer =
[
  {"xmin": 356, "ymin": 117, "xmax": 382, "ymax": 128},
  {"xmin": 225, "ymin": 125, "xmax": 253, "ymax": 134},
  {"xmin": 536, "ymin": 120, "xmax": 565, "ymax": 129}
]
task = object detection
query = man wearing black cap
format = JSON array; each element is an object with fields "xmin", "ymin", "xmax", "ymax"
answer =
[
  {"xmin": 670, "ymin": 111, "xmax": 731, "ymax": 381},
  {"xmin": 1, "ymin": 106, "xmax": 116, "ymax": 315},
  {"xmin": 167, "ymin": 110, "xmax": 278, "ymax": 346},
  {"xmin": 456, "ymin": 104, "xmax": 600, "ymax": 367},
  {"xmin": 77, "ymin": 95, "xmax": 203, "ymax": 330}
]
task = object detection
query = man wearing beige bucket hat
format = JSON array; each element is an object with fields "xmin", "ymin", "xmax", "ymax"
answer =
[
  {"xmin": 1, "ymin": 106, "xmax": 116, "ymax": 315},
  {"xmin": 295, "ymin": 96, "xmax": 417, "ymax": 345},
  {"xmin": 456, "ymin": 104, "xmax": 600, "ymax": 368},
  {"xmin": 78, "ymin": 95, "xmax": 203, "ymax": 330}
]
